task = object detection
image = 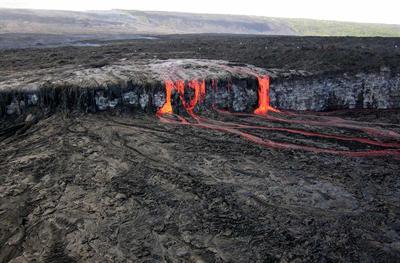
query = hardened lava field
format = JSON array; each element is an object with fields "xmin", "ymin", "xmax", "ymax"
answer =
[
  {"xmin": 1, "ymin": 35, "xmax": 400, "ymax": 262},
  {"xmin": 1, "ymin": 108, "xmax": 400, "ymax": 262}
]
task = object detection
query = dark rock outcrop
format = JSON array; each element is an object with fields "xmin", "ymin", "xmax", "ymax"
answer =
[
  {"xmin": 271, "ymin": 70, "xmax": 400, "ymax": 111},
  {"xmin": 1, "ymin": 59, "xmax": 399, "ymax": 121}
]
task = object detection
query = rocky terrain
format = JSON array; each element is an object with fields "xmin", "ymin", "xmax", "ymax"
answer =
[
  {"xmin": 1, "ymin": 34, "xmax": 399, "ymax": 74},
  {"xmin": 1, "ymin": 110, "xmax": 400, "ymax": 262},
  {"xmin": 1, "ymin": 35, "xmax": 400, "ymax": 262},
  {"xmin": 1, "ymin": 58, "xmax": 400, "ymax": 119},
  {"xmin": 2, "ymin": 8, "xmax": 400, "ymax": 37}
]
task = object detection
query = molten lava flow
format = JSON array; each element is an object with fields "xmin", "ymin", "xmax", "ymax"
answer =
[
  {"xmin": 177, "ymin": 79, "xmax": 204, "ymax": 112},
  {"xmin": 157, "ymin": 80, "xmax": 175, "ymax": 115},
  {"xmin": 155, "ymin": 75, "xmax": 400, "ymax": 158},
  {"xmin": 254, "ymin": 76, "xmax": 279, "ymax": 115},
  {"xmin": 175, "ymin": 79, "xmax": 185, "ymax": 95},
  {"xmin": 158, "ymin": 112, "xmax": 400, "ymax": 158},
  {"xmin": 159, "ymin": 75, "xmax": 280, "ymax": 115},
  {"xmin": 200, "ymin": 80, "xmax": 206, "ymax": 102},
  {"xmin": 158, "ymin": 79, "xmax": 206, "ymax": 115}
]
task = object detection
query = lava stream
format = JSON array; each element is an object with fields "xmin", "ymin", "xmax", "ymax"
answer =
[
  {"xmin": 156, "ymin": 76, "xmax": 400, "ymax": 157},
  {"xmin": 254, "ymin": 76, "xmax": 280, "ymax": 115},
  {"xmin": 156, "ymin": 80, "xmax": 174, "ymax": 115},
  {"xmin": 221, "ymin": 110, "xmax": 400, "ymax": 141},
  {"xmin": 189, "ymin": 115, "xmax": 400, "ymax": 148},
  {"xmin": 158, "ymin": 113, "xmax": 400, "ymax": 157}
]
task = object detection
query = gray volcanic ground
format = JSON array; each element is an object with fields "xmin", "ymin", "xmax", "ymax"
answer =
[
  {"xmin": 1, "ymin": 35, "xmax": 400, "ymax": 262},
  {"xmin": 1, "ymin": 110, "xmax": 400, "ymax": 262}
]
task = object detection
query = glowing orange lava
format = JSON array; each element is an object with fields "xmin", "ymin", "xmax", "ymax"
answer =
[
  {"xmin": 157, "ymin": 80, "xmax": 175, "ymax": 115},
  {"xmin": 158, "ymin": 79, "xmax": 205, "ymax": 114},
  {"xmin": 158, "ymin": 76, "xmax": 276, "ymax": 115},
  {"xmin": 175, "ymin": 79, "xmax": 185, "ymax": 95},
  {"xmin": 254, "ymin": 76, "xmax": 279, "ymax": 115},
  {"xmin": 155, "ymin": 75, "xmax": 400, "ymax": 158},
  {"xmin": 173, "ymin": 79, "xmax": 205, "ymax": 112},
  {"xmin": 159, "ymin": 111, "xmax": 400, "ymax": 158}
]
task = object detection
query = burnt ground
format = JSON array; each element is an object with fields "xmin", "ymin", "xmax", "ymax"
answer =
[{"xmin": 1, "ymin": 35, "xmax": 400, "ymax": 262}]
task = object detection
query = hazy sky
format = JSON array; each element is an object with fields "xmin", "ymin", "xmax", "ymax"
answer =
[{"xmin": 0, "ymin": 0, "xmax": 399, "ymax": 24}]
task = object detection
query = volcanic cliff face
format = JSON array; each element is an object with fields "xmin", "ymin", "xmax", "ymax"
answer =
[
  {"xmin": 0, "ymin": 59, "xmax": 268, "ymax": 118},
  {"xmin": 271, "ymin": 69, "xmax": 400, "ymax": 111},
  {"xmin": 1, "ymin": 59, "xmax": 399, "ymax": 120}
]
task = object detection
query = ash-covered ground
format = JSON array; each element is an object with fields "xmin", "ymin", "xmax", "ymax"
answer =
[{"xmin": 1, "ymin": 35, "xmax": 400, "ymax": 262}]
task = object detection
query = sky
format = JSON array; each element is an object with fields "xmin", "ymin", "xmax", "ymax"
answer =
[{"xmin": 0, "ymin": 0, "xmax": 399, "ymax": 25}]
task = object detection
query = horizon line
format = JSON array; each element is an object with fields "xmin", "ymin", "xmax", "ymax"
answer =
[{"xmin": 0, "ymin": 6, "xmax": 399, "ymax": 26}]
